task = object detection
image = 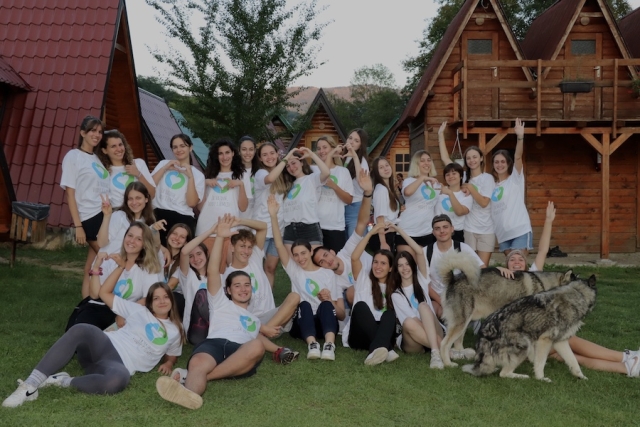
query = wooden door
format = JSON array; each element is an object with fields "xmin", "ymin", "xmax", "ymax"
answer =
[
  {"xmin": 564, "ymin": 33, "xmax": 602, "ymax": 119},
  {"xmin": 462, "ymin": 31, "xmax": 499, "ymax": 119}
]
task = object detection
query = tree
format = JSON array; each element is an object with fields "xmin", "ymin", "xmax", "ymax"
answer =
[
  {"xmin": 402, "ymin": 0, "xmax": 632, "ymax": 96},
  {"xmin": 137, "ymin": 76, "xmax": 183, "ymax": 105},
  {"xmin": 146, "ymin": 0, "xmax": 326, "ymax": 143}
]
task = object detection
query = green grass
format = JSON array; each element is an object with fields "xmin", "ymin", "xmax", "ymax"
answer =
[{"xmin": 1, "ymin": 245, "xmax": 640, "ymax": 426}]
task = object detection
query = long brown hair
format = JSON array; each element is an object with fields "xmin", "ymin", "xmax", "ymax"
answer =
[
  {"xmin": 145, "ymin": 282, "xmax": 186, "ymax": 344},
  {"xmin": 371, "ymin": 157, "xmax": 398, "ymax": 212},
  {"xmin": 257, "ymin": 142, "xmax": 290, "ymax": 195},
  {"xmin": 492, "ymin": 149, "xmax": 514, "ymax": 182},
  {"xmin": 369, "ymin": 250, "xmax": 394, "ymax": 311},
  {"xmin": 97, "ymin": 129, "xmax": 134, "ymax": 170},
  {"xmin": 388, "ymin": 251, "xmax": 426, "ymax": 311},
  {"xmin": 165, "ymin": 223, "xmax": 192, "ymax": 279},
  {"xmin": 118, "ymin": 182, "xmax": 155, "ymax": 226},
  {"xmin": 345, "ymin": 128, "xmax": 369, "ymax": 179},
  {"xmin": 119, "ymin": 223, "xmax": 161, "ymax": 274}
]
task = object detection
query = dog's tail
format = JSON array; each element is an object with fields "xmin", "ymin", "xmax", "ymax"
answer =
[{"xmin": 437, "ymin": 251, "xmax": 482, "ymax": 287}]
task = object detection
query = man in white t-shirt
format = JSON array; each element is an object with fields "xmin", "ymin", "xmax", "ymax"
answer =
[
  {"xmin": 156, "ymin": 216, "xmax": 298, "ymax": 410},
  {"xmin": 425, "ymin": 214, "xmax": 485, "ymax": 318}
]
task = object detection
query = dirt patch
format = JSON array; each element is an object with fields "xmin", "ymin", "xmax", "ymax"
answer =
[{"xmin": 0, "ymin": 256, "xmax": 83, "ymax": 273}]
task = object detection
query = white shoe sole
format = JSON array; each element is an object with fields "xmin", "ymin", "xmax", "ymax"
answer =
[
  {"xmin": 307, "ymin": 351, "xmax": 321, "ymax": 360},
  {"xmin": 156, "ymin": 377, "xmax": 203, "ymax": 410},
  {"xmin": 364, "ymin": 348, "xmax": 388, "ymax": 366},
  {"xmin": 321, "ymin": 352, "xmax": 335, "ymax": 361}
]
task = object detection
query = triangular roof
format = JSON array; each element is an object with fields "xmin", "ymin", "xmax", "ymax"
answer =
[
  {"xmin": 368, "ymin": 117, "xmax": 399, "ymax": 156},
  {"xmin": 522, "ymin": 0, "xmax": 634, "ymax": 67},
  {"xmin": 398, "ymin": 0, "xmax": 531, "ymax": 127},
  {"xmin": 619, "ymin": 7, "xmax": 640, "ymax": 58},
  {"xmin": 0, "ymin": 57, "xmax": 30, "ymax": 90},
  {"xmin": 0, "ymin": 0, "xmax": 123, "ymax": 227},
  {"xmin": 287, "ymin": 88, "xmax": 346, "ymax": 150},
  {"xmin": 171, "ymin": 108, "xmax": 208, "ymax": 169}
]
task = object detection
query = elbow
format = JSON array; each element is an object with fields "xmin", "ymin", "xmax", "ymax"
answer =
[{"xmin": 344, "ymin": 196, "xmax": 353, "ymax": 205}]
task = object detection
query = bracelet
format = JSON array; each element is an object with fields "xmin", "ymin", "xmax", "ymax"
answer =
[
  {"xmin": 281, "ymin": 158, "xmax": 288, "ymax": 164},
  {"xmin": 89, "ymin": 268, "xmax": 103, "ymax": 277},
  {"xmin": 363, "ymin": 193, "xmax": 373, "ymax": 198}
]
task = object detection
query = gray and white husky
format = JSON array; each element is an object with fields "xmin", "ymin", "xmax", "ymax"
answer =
[
  {"xmin": 437, "ymin": 251, "xmax": 576, "ymax": 367},
  {"xmin": 462, "ymin": 275, "xmax": 597, "ymax": 381}
]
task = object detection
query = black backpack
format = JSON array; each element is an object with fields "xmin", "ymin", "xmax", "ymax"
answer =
[{"xmin": 426, "ymin": 240, "xmax": 461, "ymax": 265}]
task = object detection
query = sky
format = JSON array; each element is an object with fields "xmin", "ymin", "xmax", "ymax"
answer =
[{"xmin": 128, "ymin": 0, "xmax": 640, "ymax": 89}]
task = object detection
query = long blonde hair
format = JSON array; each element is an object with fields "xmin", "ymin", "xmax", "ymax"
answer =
[
  {"xmin": 316, "ymin": 135, "xmax": 343, "ymax": 167},
  {"xmin": 119, "ymin": 223, "xmax": 161, "ymax": 274}
]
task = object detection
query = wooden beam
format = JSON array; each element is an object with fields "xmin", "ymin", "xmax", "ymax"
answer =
[
  {"xmin": 536, "ymin": 60, "xmax": 542, "ymax": 137},
  {"xmin": 580, "ymin": 132, "xmax": 603, "ymax": 154},
  {"xmin": 463, "ymin": 59, "xmax": 468, "ymax": 139},
  {"xmin": 500, "ymin": 121, "xmax": 510, "ymax": 128},
  {"xmin": 460, "ymin": 127, "xmax": 640, "ymax": 135},
  {"xmin": 470, "ymin": 13, "xmax": 497, "ymax": 19},
  {"xmin": 485, "ymin": 132, "xmax": 508, "ymax": 152},
  {"xmin": 579, "ymin": 12, "xmax": 603, "ymax": 18},
  {"xmin": 452, "ymin": 82, "xmax": 464, "ymax": 94},
  {"xmin": 576, "ymin": 121, "xmax": 588, "ymax": 129},
  {"xmin": 609, "ymin": 133, "xmax": 631, "ymax": 155},
  {"xmin": 451, "ymin": 62, "xmax": 464, "ymax": 75},
  {"xmin": 453, "ymin": 69, "xmax": 459, "ymax": 121},
  {"xmin": 479, "ymin": 134, "xmax": 486, "ymax": 172},
  {"xmin": 115, "ymin": 43, "xmax": 126, "ymax": 52},
  {"xmin": 601, "ymin": 133, "xmax": 610, "ymax": 259},
  {"xmin": 613, "ymin": 59, "xmax": 618, "ymax": 138}
]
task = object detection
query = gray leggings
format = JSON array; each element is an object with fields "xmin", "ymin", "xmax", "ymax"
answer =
[{"xmin": 35, "ymin": 323, "xmax": 130, "ymax": 394}]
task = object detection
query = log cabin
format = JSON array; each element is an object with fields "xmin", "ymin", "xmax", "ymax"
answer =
[
  {"xmin": 288, "ymin": 88, "xmax": 347, "ymax": 151},
  {"xmin": 368, "ymin": 118, "xmax": 412, "ymax": 180}
]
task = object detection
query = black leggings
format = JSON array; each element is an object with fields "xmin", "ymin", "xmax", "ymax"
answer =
[
  {"xmin": 348, "ymin": 301, "xmax": 396, "ymax": 352},
  {"xmin": 289, "ymin": 301, "xmax": 338, "ymax": 341},
  {"xmin": 35, "ymin": 324, "xmax": 130, "ymax": 394},
  {"xmin": 187, "ymin": 289, "xmax": 210, "ymax": 346}
]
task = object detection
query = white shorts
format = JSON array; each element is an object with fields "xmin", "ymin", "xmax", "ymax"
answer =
[{"xmin": 463, "ymin": 231, "xmax": 496, "ymax": 253}]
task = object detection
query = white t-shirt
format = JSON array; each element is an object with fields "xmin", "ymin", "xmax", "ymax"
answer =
[
  {"xmin": 372, "ymin": 183, "xmax": 399, "ymax": 224},
  {"xmin": 491, "ymin": 168, "xmax": 532, "ymax": 243},
  {"xmin": 335, "ymin": 232, "xmax": 372, "ymax": 291},
  {"xmin": 283, "ymin": 260, "xmax": 339, "ymax": 314},
  {"xmin": 60, "ymin": 149, "xmax": 110, "ymax": 221},
  {"xmin": 151, "ymin": 160, "xmax": 205, "ymax": 217},
  {"xmin": 435, "ymin": 190, "xmax": 473, "ymax": 232},
  {"xmin": 345, "ymin": 157, "xmax": 369, "ymax": 203},
  {"xmin": 425, "ymin": 241, "xmax": 484, "ymax": 296},
  {"xmin": 107, "ymin": 296, "xmax": 182, "ymax": 375},
  {"xmin": 253, "ymin": 169, "xmax": 285, "ymax": 239},
  {"xmin": 221, "ymin": 246, "xmax": 275, "ymax": 317},
  {"xmin": 238, "ymin": 169, "xmax": 255, "ymax": 220},
  {"xmin": 342, "ymin": 271, "xmax": 387, "ymax": 346},
  {"xmin": 391, "ymin": 271, "xmax": 437, "ymax": 326},
  {"xmin": 99, "ymin": 211, "xmax": 132, "ymax": 254},
  {"xmin": 283, "ymin": 173, "xmax": 324, "ymax": 225},
  {"xmin": 99, "ymin": 259, "xmax": 164, "ymax": 302},
  {"xmin": 206, "ymin": 287, "xmax": 261, "ymax": 343},
  {"xmin": 398, "ymin": 178, "xmax": 439, "ymax": 236},
  {"xmin": 311, "ymin": 165, "xmax": 354, "ymax": 231},
  {"xmin": 108, "ymin": 159, "xmax": 155, "ymax": 208},
  {"xmin": 196, "ymin": 171, "xmax": 246, "ymax": 237},
  {"xmin": 177, "ymin": 268, "xmax": 207, "ymax": 334},
  {"xmin": 464, "ymin": 173, "xmax": 495, "ymax": 234}
]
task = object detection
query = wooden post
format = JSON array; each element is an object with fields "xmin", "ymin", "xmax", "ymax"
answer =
[
  {"xmin": 479, "ymin": 133, "xmax": 486, "ymax": 173},
  {"xmin": 601, "ymin": 133, "xmax": 610, "ymax": 259},
  {"xmin": 536, "ymin": 59, "xmax": 542, "ymax": 137},
  {"xmin": 613, "ymin": 59, "xmax": 618, "ymax": 138},
  {"xmin": 462, "ymin": 59, "xmax": 468, "ymax": 139}
]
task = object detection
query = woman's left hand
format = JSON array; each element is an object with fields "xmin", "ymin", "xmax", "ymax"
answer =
[
  {"xmin": 440, "ymin": 185, "xmax": 453, "ymax": 196},
  {"xmin": 496, "ymin": 267, "xmax": 515, "ymax": 279},
  {"xmin": 157, "ymin": 360, "xmax": 174, "ymax": 375},
  {"xmin": 125, "ymin": 163, "xmax": 140, "ymax": 178},
  {"xmin": 110, "ymin": 253, "xmax": 126, "ymax": 269}
]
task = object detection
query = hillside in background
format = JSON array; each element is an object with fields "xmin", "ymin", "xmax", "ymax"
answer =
[{"xmin": 287, "ymin": 86, "xmax": 351, "ymax": 112}]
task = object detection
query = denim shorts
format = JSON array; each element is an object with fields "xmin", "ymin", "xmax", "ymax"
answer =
[
  {"xmin": 190, "ymin": 338, "xmax": 261, "ymax": 378},
  {"xmin": 264, "ymin": 238, "xmax": 278, "ymax": 257},
  {"xmin": 283, "ymin": 222, "xmax": 323, "ymax": 245},
  {"xmin": 498, "ymin": 231, "xmax": 533, "ymax": 252}
]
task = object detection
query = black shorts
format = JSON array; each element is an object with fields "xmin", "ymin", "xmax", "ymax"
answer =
[
  {"xmin": 395, "ymin": 233, "xmax": 436, "ymax": 248},
  {"xmin": 190, "ymin": 338, "xmax": 261, "ymax": 379},
  {"xmin": 283, "ymin": 222, "xmax": 322, "ymax": 245},
  {"xmin": 81, "ymin": 212, "xmax": 104, "ymax": 242},
  {"xmin": 321, "ymin": 229, "xmax": 346, "ymax": 253}
]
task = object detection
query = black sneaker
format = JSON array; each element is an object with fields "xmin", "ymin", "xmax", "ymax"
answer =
[
  {"xmin": 273, "ymin": 347, "xmax": 300, "ymax": 365},
  {"xmin": 547, "ymin": 246, "xmax": 568, "ymax": 257}
]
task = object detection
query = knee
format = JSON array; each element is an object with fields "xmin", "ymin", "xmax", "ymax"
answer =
[
  {"xmin": 317, "ymin": 301, "xmax": 335, "ymax": 315},
  {"xmin": 264, "ymin": 262, "xmax": 276, "ymax": 274},
  {"xmin": 246, "ymin": 340, "xmax": 266, "ymax": 360},
  {"xmin": 345, "ymin": 286, "xmax": 354, "ymax": 305},
  {"xmin": 103, "ymin": 373, "xmax": 130, "ymax": 394},
  {"xmin": 188, "ymin": 353, "xmax": 213, "ymax": 373},
  {"xmin": 284, "ymin": 292, "xmax": 300, "ymax": 307},
  {"xmin": 352, "ymin": 301, "xmax": 370, "ymax": 315},
  {"xmin": 402, "ymin": 318, "xmax": 420, "ymax": 335}
]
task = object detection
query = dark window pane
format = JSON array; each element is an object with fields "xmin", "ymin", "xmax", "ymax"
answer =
[
  {"xmin": 571, "ymin": 40, "xmax": 596, "ymax": 56},
  {"xmin": 468, "ymin": 39, "xmax": 492, "ymax": 55}
]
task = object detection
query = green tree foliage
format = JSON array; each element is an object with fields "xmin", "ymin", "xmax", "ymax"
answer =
[
  {"xmin": 137, "ymin": 76, "xmax": 183, "ymax": 105},
  {"xmin": 146, "ymin": 0, "xmax": 326, "ymax": 143},
  {"xmin": 330, "ymin": 64, "xmax": 404, "ymax": 145},
  {"xmin": 402, "ymin": 0, "xmax": 632, "ymax": 96}
]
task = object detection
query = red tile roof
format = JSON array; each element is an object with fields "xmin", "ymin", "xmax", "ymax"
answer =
[
  {"xmin": 0, "ymin": 57, "xmax": 29, "ymax": 90},
  {"xmin": 619, "ymin": 7, "xmax": 640, "ymax": 58},
  {"xmin": 0, "ymin": 0, "xmax": 121, "ymax": 227}
]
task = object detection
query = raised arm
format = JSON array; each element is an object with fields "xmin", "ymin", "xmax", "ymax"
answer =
[
  {"xmin": 96, "ymin": 253, "xmax": 126, "ymax": 308},
  {"xmin": 96, "ymin": 194, "xmax": 113, "ymax": 249},
  {"xmin": 265, "ymin": 149, "xmax": 297, "ymax": 184},
  {"xmin": 207, "ymin": 215, "xmax": 235, "ymax": 296},
  {"xmin": 355, "ymin": 169, "xmax": 373, "ymax": 237},
  {"xmin": 351, "ymin": 222, "xmax": 386, "ymax": 282},
  {"xmin": 533, "ymin": 201, "xmax": 555, "ymax": 271},
  {"xmin": 180, "ymin": 222, "xmax": 217, "ymax": 276},
  {"xmin": 237, "ymin": 217, "xmax": 268, "ymax": 250},
  {"xmin": 514, "ymin": 118, "xmax": 525, "ymax": 174},
  {"xmin": 126, "ymin": 161, "xmax": 156, "ymax": 199},
  {"xmin": 437, "ymin": 121, "xmax": 453, "ymax": 166},
  {"xmin": 390, "ymin": 224, "xmax": 428, "ymax": 277},
  {"xmin": 301, "ymin": 147, "xmax": 330, "ymax": 182},
  {"xmin": 268, "ymin": 195, "xmax": 290, "ymax": 267}
]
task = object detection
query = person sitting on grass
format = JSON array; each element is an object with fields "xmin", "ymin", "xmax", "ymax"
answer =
[
  {"xmin": 498, "ymin": 201, "xmax": 640, "ymax": 378},
  {"xmin": 155, "ymin": 215, "xmax": 298, "ymax": 410},
  {"xmin": 269, "ymin": 195, "xmax": 342, "ymax": 361},
  {"xmin": 221, "ymin": 220, "xmax": 300, "ymax": 338},
  {"xmin": 3, "ymin": 277, "xmax": 185, "ymax": 408}
]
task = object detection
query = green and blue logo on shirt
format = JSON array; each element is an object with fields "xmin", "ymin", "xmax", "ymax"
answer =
[
  {"xmin": 250, "ymin": 273, "xmax": 258, "ymax": 293},
  {"xmin": 421, "ymin": 185, "xmax": 436, "ymax": 200},
  {"xmin": 213, "ymin": 178, "xmax": 230, "ymax": 194},
  {"xmin": 165, "ymin": 171, "xmax": 186, "ymax": 190},
  {"xmin": 323, "ymin": 175, "xmax": 338, "ymax": 189},
  {"xmin": 441, "ymin": 197, "xmax": 454, "ymax": 212},
  {"xmin": 239, "ymin": 315, "xmax": 257, "ymax": 332},
  {"xmin": 287, "ymin": 184, "xmax": 301, "ymax": 199},
  {"xmin": 114, "ymin": 279, "xmax": 134, "ymax": 299},
  {"xmin": 92, "ymin": 162, "xmax": 109, "ymax": 180},
  {"xmin": 199, "ymin": 282, "xmax": 207, "ymax": 290},
  {"xmin": 305, "ymin": 279, "xmax": 320, "ymax": 297},
  {"xmin": 347, "ymin": 272, "xmax": 354, "ymax": 285},
  {"xmin": 250, "ymin": 176, "xmax": 255, "ymax": 196},
  {"xmin": 112, "ymin": 172, "xmax": 135, "ymax": 190},
  {"xmin": 492, "ymin": 186, "xmax": 504, "ymax": 202},
  {"xmin": 410, "ymin": 294, "xmax": 418, "ymax": 309},
  {"xmin": 145, "ymin": 323, "xmax": 168, "ymax": 345}
]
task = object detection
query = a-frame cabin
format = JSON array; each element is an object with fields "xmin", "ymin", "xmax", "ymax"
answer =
[
  {"xmin": 288, "ymin": 89, "xmax": 347, "ymax": 151},
  {"xmin": 368, "ymin": 118, "xmax": 412, "ymax": 180}
]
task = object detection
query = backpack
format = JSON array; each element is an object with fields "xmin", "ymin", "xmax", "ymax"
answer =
[{"xmin": 426, "ymin": 240, "xmax": 461, "ymax": 265}]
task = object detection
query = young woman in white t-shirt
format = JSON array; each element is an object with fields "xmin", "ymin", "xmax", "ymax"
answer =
[
  {"xmin": 369, "ymin": 157, "xmax": 399, "ymax": 253},
  {"xmin": 439, "ymin": 122, "xmax": 495, "ymax": 266},
  {"xmin": 343, "ymin": 129, "xmax": 369, "ymax": 238},
  {"xmin": 60, "ymin": 115, "xmax": 110, "ymax": 298},
  {"xmin": 436, "ymin": 162, "xmax": 473, "ymax": 243},
  {"xmin": 491, "ymin": 118, "xmax": 532, "ymax": 256},
  {"xmin": 3, "ymin": 276, "xmax": 185, "ymax": 407},
  {"xmin": 164, "ymin": 223, "xmax": 192, "ymax": 319},
  {"xmin": 313, "ymin": 135, "xmax": 355, "ymax": 253},
  {"xmin": 345, "ymin": 221, "xmax": 398, "ymax": 366},
  {"xmin": 396, "ymin": 150, "xmax": 440, "ymax": 258},
  {"xmin": 151, "ymin": 134, "xmax": 205, "ymax": 246},
  {"xmin": 97, "ymin": 130, "xmax": 155, "ymax": 208},
  {"xmin": 239, "ymin": 136, "xmax": 258, "ymax": 220}
]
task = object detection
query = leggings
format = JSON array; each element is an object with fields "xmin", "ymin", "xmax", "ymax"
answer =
[
  {"xmin": 348, "ymin": 301, "xmax": 396, "ymax": 352},
  {"xmin": 289, "ymin": 301, "xmax": 338, "ymax": 341},
  {"xmin": 187, "ymin": 288, "xmax": 210, "ymax": 346},
  {"xmin": 35, "ymin": 324, "xmax": 130, "ymax": 394}
]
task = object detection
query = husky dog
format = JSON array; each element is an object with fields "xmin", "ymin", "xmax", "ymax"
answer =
[
  {"xmin": 462, "ymin": 275, "xmax": 597, "ymax": 381},
  {"xmin": 437, "ymin": 251, "xmax": 575, "ymax": 367}
]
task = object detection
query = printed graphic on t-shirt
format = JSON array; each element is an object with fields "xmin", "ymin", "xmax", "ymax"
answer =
[
  {"xmin": 410, "ymin": 293, "xmax": 418, "ymax": 309},
  {"xmin": 165, "ymin": 171, "xmax": 186, "ymax": 190},
  {"xmin": 199, "ymin": 282, "xmax": 207, "ymax": 290},
  {"xmin": 250, "ymin": 272, "xmax": 258, "ymax": 293},
  {"xmin": 323, "ymin": 175, "xmax": 338, "ymax": 189},
  {"xmin": 421, "ymin": 185, "xmax": 437, "ymax": 200},
  {"xmin": 441, "ymin": 197, "xmax": 454, "ymax": 212},
  {"xmin": 287, "ymin": 183, "xmax": 301, "ymax": 199},
  {"xmin": 348, "ymin": 272, "xmax": 354, "ymax": 285},
  {"xmin": 239, "ymin": 315, "xmax": 257, "ymax": 332},
  {"xmin": 492, "ymin": 186, "xmax": 504, "ymax": 202},
  {"xmin": 92, "ymin": 163, "xmax": 109, "ymax": 179},
  {"xmin": 375, "ymin": 293, "xmax": 387, "ymax": 313},
  {"xmin": 213, "ymin": 178, "xmax": 230, "ymax": 194},
  {"xmin": 115, "ymin": 279, "xmax": 134, "ymax": 299},
  {"xmin": 305, "ymin": 278, "xmax": 320, "ymax": 297},
  {"xmin": 145, "ymin": 322, "xmax": 168, "ymax": 345},
  {"xmin": 112, "ymin": 172, "xmax": 135, "ymax": 190},
  {"xmin": 250, "ymin": 176, "xmax": 255, "ymax": 196}
]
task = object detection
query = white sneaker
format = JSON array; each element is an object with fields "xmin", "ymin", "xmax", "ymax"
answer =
[
  {"xmin": 624, "ymin": 348, "xmax": 640, "ymax": 377},
  {"xmin": 321, "ymin": 342, "xmax": 336, "ymax": 361},
  {"xmin": 430, "ymin": 350, "xmax": 444, "ymax": 370},
  {"xmin": 307, "ymin": 342, "xmax": 321, "ymax": 360},
  {"xmin": 364, "ymin": 347, "xmax": 388, "ymax": 366},
  {"xmin": 2, "ymin": 381, "xmax": 38, "ymax": 408},
  {"xmin": 386, "ymin": 349, "xmax": 400, "ymax": 363},
  {"xmin": 40, "ymin": 372, "xmax": 70, "ymax": 388},
  {"xmin": 171, "ymin": 368, "xmax": 188, "ymax": 385}
]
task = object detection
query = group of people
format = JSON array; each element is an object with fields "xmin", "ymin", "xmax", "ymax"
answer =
[{"xmin": 3, "ymin": 115, "xmax": 639, "ymax": 410}]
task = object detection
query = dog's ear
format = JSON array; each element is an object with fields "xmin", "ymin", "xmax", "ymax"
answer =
[
  {"xmin": 563, "ymin": 270, "xmax": 574, "ymax": 283},
  {"xmin": 588, "ymin": 275, "xmax": 597, "ymax": 288}
]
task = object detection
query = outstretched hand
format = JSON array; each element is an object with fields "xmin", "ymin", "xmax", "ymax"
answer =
[
  {"xmin": 438, "ymin": 121, "xmax": 447, "ymax": 135},
  {"xmin": 514, "ymin": 118, "xmax": 525, "ymax": 139},
  {"xmin": 216, "ymin": 214, "xmax": 238, "ymax": 239},
  {"xmin": 100, "ymin": 194, "xmax": 112, "ymax": 216},
  {"xmin": 357, "ymin": 169, "xmax": 373, "ymax": 194},
  {"xmin": 546, "ymin": 201, "xmax": 556, "ymax": 222},
  {"xmin": 267, "ymin": 194, "xmax": 280, "ymax": 216}
]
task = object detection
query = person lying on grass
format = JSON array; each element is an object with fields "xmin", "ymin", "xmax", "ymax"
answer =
[
  {"xmin": 155, "ymin": 215, "xmax": 299, "ymax": 410},
  {"xmin": 3, "ymin": 277, "xmax": 185, "ymax": 408},
  {"xmin": 498, "ymin": 201, "xmax": 640, "ymax": 378}
]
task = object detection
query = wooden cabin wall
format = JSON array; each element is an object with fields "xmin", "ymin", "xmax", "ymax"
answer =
[
  {"xmin": 525, "ymin": 135, "xmax": 637, "ymax": 253},
  {"xmin": 294, "ymin": 106, "xmax": 344, "ymax": 150}
]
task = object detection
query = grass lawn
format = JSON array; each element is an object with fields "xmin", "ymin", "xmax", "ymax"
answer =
[{"xmin": 1, "ymin": 244, "xmax": 639, "ymax": 426}]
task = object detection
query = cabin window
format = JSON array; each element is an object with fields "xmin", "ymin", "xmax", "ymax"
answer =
[
  {"xmin": 395, "ymin": 153, "xmax": 411, "ymax": 173},
  {"xmin": 468, "ymin": 39, "xmax": 492, "ymax": 55},
  {"xmin": 571, "ymin": 39, "xmax": 596, "ymax": 56}
]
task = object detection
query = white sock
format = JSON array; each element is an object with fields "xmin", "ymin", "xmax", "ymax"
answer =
[{"xmin": 24, "ymin": 370, "xmax": 47, "ymax": 388}]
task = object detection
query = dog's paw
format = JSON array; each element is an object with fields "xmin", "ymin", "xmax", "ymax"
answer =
[
  {"xmin": 461, "ymin": 364, "xmax": 475, "ymax": 375},
  {"xmin": 444, "ymin": 361, "xmax": 459, "ymax": 368},
  {"xmin": 537, "ymin": 377, "xmax": 552, "ymax": 383},
  {"xmin": 577, "ymin": 374, "xmax": 588, "ymax": 380}
]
